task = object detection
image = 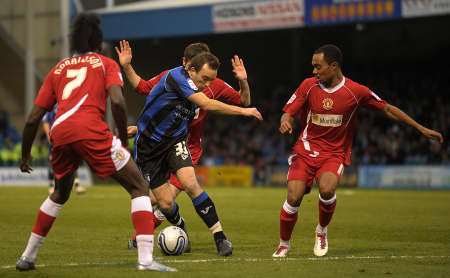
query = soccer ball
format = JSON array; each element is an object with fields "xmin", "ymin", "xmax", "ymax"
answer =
[{"xmin": 157, "ymin": 226, "xmax": 188, "ymax": 256}]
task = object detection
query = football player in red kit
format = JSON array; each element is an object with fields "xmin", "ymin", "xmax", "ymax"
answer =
[
  {"xmin": 16, "ymin": 14, "xmax": 175, "ymax": 272},
  {"xmin": 273, "ymin": 44, "xmax": 443, "ymax": 258}
]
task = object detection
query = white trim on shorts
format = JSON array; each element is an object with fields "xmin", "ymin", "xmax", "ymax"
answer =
[{"xmin": 110, "ymin": 136, "xmax": 131, "ymax": 172}]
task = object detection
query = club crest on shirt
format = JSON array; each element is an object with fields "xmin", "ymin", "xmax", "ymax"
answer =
[
  {"xmin": 115, "ymin": 149, "xmax": 125, "ymax": 161},
  {"xmin": 187, "ymin": 79, "xmax": 198, "ymax": 90},
  {"xmin": 322, "ymin": 98, "xmax": 333, "ymax": 110}
]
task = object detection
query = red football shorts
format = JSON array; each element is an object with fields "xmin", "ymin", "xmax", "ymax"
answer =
[
  {"xmin": 169, "ymin": 147, "xmax": 202, "ymax": 191},
  {"xmin": 287, "ymin": 153, "xmax": 344, "ymax": 194},
  {"xmin": 51, "ymin": 136, "xmax": 130, "ymax": 180}
]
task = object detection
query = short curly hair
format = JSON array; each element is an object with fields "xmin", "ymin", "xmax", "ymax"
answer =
[{"xmin": 70, "ymin": 13, "xmax": 103, "ymax": 54}]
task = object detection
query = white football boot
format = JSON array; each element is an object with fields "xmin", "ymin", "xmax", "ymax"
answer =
[
  {"xmin": 137, "ymin": 261, "xmax": 177, "ymax": 272},
  {"xmin": 313, "ymin": 225, "xmax": 328, "ymax": 257},
  {"xmin": 272, "ymin": 244, "xmax": 290, "ymax": 258}
]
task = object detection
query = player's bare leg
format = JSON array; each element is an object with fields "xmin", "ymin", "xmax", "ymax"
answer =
[
  {"xmin": 16, "ymin": 173, "xmax": 75, "ymax": 271},
  {"xmin": 169, "ymin": 183, "xmax": 182, "ymax": 199},
  {"xmin": 314, "ymin": 172, "xmax": 338, "ymax": 257},
  {"xmin": 273, "ymin": 180, "xmax": 307, "ymax": 258},
  {"xmin": 112, "ymin": 160, "xmax": 176, "ymax": 272},
  {"xmin": 152, "ymin": 182, "xmax": 187, "ymax": 230},
  {"xmin": 177, "ymin": 166, "xmax": 232, "ymax": 256},
  {"xmin": 148, "ymin": 190, "xmax": 166, "ymax": 228},
  {"xmin": 149, "ymin": 184, "xmax": 180, "ymax": 226}
]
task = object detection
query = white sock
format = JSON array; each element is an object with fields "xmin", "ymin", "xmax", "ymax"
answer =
[
  {"xmin": 316, "ymin": 224, "xmax": 328, "ymax": 234},
  {"xmin": 209, "ymin": 221, "xmax": 223, "ymax": 234},
  {"xmin": 280, "ymin": 239, "xmax": 290, "ymax": 247},
  {"xmin": 136, "ymin": 234, "xmax": 154, "ymax": 265},
  {"xmin": 283, "ymin": 200, "xmax": 299, "ymax": 214},
  {"xmin": 21, "ymin": 233, "xmax": 44, "ymax": 262}
]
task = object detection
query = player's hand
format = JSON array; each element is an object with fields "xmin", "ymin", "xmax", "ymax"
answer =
[
  {"xmin": 115, "ymin": 40, "xmax": 133, "ymax": 67},
  {"xmin": 231, "ymin": 55, "xmax": 247, "ymax": 81},
  {"xmin": 127, "ymin": 125, "xmax": 138, "ymax": 138},
  {"xmin": 419, "ymin": 127, "xmax": 444, "ymax": 143},
  {"xmin": 279, "ymin": 120, "xmax": 293, "ymax": 134},
  {"xmin": 242, "ymin": 107, "xmax": 263, "ymax": 121},
  {"xmin": 19, "ymin": 156, "xmax": 33, "ymax": 173}
]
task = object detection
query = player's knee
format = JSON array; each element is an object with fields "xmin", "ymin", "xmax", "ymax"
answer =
[
  {"xmin": 286, "ymin": 194, "xmax": 302, "ymax": 207},
  {"xmin": 319, "ymin": 190, "xmax": 335, "ymax": 200},
  {"xmin": 50, "ymin": 190, "xmax": 70, "ymax": 204}
]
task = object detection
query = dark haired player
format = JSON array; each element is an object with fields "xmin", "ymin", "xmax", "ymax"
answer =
[
  {"xmin": 116, "ymin": 40, "xmax": 251, "ymax": 253},
  {"xmin": 16, "ymin": 13, "xmax": 175, "ymax": 272},
  {"xmin": 273, "ymin": 44, "xmax": 443, "ymax": 258},
  {"xmin": 132, "ymin": 52, "xmax": 262, "ymax": 256}
]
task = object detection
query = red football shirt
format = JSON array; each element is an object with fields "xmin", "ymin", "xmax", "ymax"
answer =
[
  {"xmin": 283, "ymin": 77, "xmax": 387, "ymax": 165},
  {"xmin": 136, "ymin": 72, "xmax": 241, "ymax": 163},
  {"xmin": 35, "ymin": 53, "xmax": 123, "ymax": 147}
]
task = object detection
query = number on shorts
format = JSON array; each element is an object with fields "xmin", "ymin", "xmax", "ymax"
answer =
[{"xmin": 62, "ymin": 67, "xmax": 87, "ymax": 100}]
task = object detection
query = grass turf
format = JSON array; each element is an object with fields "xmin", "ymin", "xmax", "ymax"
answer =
[{"xmin": 0, "ymin": 186, "xmax": 449, "ymax": 277}]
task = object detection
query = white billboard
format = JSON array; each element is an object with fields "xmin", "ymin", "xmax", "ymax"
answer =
[
  {"xmin": 402, "ymin": 0, "xmax": 450, "ymax": 17},
  {"xmin": 0, "ymin": 167, "xmax": 93, "ymax": 186},
  {"xmin": 358, "ymin": 166, "xmax": 450, "ymax": 189},
  {"xmin": 213, "ymin": 0, "xmax": 304, "ymax": 33}
]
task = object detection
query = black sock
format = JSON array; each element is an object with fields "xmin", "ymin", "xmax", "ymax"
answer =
[
  {"xmin": 213, "ymin": 231, "xmax": 226, "ymax": 242},
  {"xmin": 192, "ymin": 192, "xmax": 221, "ymax": 230},
  {"xmin": 161, "ymin": 202, "xmax": 186, "ymax": 231}
]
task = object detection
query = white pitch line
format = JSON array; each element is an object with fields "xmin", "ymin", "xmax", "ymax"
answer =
[{"xmin": 1, "ymin": 255, "xmax": 449, "ymax": 269}]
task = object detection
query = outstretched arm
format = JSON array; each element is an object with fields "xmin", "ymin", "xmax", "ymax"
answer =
[
  {"xmin": 21, "ymin": 105, "xmax": 47, "ymax": 173},
  {"xmin": 231, "ymin": 55, "xmax": 251, "ymax": 106},
  {"xmin": 279, "ymin": 112, "xmax": 294, "ymax": 134},
  {"xmin": 115, "ymin": 40, "xmax": 142, "ymax": 89},
  {"xmin": 384, "ymin": 104, "xmax": 443, "ymax": 143},
  {"xmin": 188, "ymin": 92, "xmax": 262, "ymax": 120}
]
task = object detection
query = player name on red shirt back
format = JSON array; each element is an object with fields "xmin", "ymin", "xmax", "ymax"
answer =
[{"xmin": 35, "ymin": 53, "xmax": 123, "ymax": 147}]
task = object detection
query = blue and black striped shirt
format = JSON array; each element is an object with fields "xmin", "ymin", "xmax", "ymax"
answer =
[{"xmin": 135, "ymin": 66, "xmax": 198, "ymax": 156}]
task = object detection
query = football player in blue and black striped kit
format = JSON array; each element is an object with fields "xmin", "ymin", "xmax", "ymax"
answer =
[{"xmin": 134, "ymin": 52, "xmax": 262, "ymax": 256}]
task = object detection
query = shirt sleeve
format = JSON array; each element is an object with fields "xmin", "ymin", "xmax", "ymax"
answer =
[
  {"xmin": 104, "ymin": 59, "xmax": 123, "ymax": 90},
  {"xmin": 135, "ymin": 71, "xmax": 165, "ymax": 96},
  {"xmin": 359, "ymin": 85, "xmax": 387, "ymax": 111},
  {"xmin": 283, "ymin": 80, "xmax": 309, "ymax": 116},
  {"xmin": 34, "ymin": 71, "xmax": 56, "ymax": 110},
  {"xmin": 216, "ymin": 81, "xmax": 241, "ymax": 105},
  {"xmin": 166, "ymin": 70, "xmax": 198, "ymax": 98}
]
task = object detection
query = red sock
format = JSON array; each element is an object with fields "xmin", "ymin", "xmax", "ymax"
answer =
[
  {"xmin": 32, "ymin": 210, "xmax": 56, "ymax": 237},
  {"xmin": 319, "ymin": 196, "xmax": 336, "ymax": 228},
  {"xmin": 131, "ymin": 211, "xmax": 162, "ymax": 241},
  {"xmin": 31, "ymin": 197, "xmax": 63, "ymax": 237},
  {"xmin": 131, "ymin": 211, "xmax": 154, "ymax": 236},
  {"xmin": 280, "ymin": 204, "xmax": 298, "ymax": 241}
]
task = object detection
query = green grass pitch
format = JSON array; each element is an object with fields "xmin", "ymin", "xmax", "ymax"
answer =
[{"xmin": 0, "ymin": 186, "xmax": 449, "ymax": 277}]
